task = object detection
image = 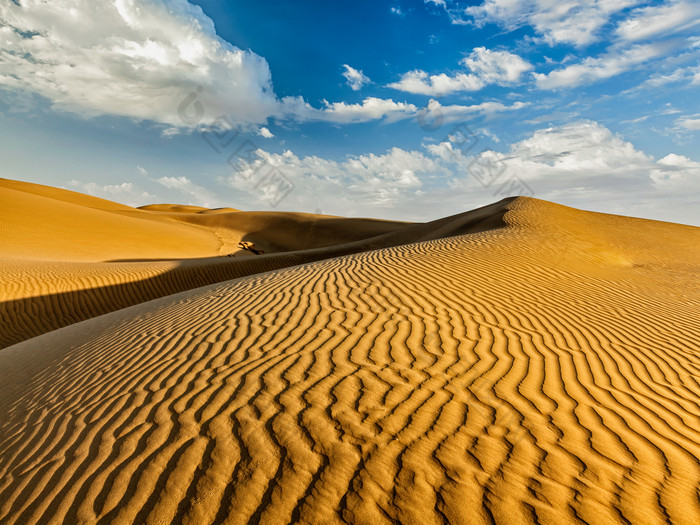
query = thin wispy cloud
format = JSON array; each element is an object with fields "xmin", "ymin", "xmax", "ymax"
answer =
[
  {"xmin": 65, "ymin": 180, "xmax": 158, "ymax": 206},
  {"xmin": 676, "ymin": 116, "xmax": 700, "ymax": 130},
  {"xmin": 341, "ymin": 65, "xmax": 371, "ymax": 91},
  {"xmin": 616, "ymin": 1, "xmax": 700, "ymax": 42},
  {"xmin": 155, "ymin": 176, "xmax": 223, "ymax": 208},
  {"xmin": 534, "ymin": 43, "xmax": 670, "ymax": 89},
  {"xmin": 464, "ymin": 0, "xmax": 639, "ymax": 46}
]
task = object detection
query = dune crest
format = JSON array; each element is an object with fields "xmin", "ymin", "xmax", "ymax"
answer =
[
  {"xmin": 1, "ymin": 185, "xmax": 699, "ymax": 524},
  {"xmin": 1, "ymin": 179, "xmax": 511, "ymax": 348}
]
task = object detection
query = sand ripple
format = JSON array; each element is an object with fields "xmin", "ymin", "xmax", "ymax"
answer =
[{"xmin": 1, "ymin": 198, "xmax": 698, "ymax": 524}]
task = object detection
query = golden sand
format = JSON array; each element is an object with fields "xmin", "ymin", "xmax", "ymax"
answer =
[{"xmin": 1, "ymin": 179, "xmax": 699, "ymax": 524}]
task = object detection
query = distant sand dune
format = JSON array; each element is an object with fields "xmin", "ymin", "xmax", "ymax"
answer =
[
  {"xmin": 0, "ymin": 180, "xmax": 221, "ymax": 262},
  {"xmin": 0, "ymin": 178, "xmax": 409, "ymax": 263},
  {"xmin": 1, "ymin": 194, "xmax": 698, "ymax": 524},
  {"xmin": 1, "ymin": 178, "xmax": 508, "ymax": 347}
]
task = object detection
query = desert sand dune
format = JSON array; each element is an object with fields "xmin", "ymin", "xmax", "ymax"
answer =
[
  {"xmin": 0, "ymin": 179, "xmax": 408, "ymax": 262},
  {"xmin": 1, "ymin": 194, "xmax": 698, "ymax": 524},
  {"xmin": 0, "ymin": 179, "xmax": 506, "ymax": 348},
  {"xmin": 0, "ymin": 179, "xmax": 222, "ymax": 262},
  {"xmin": 154, "ymin": 210, "xmax": 409, "ymax": 254},
  {"xmin": 139, "ymin": 204, "xmax": 217, "ymax": 213}
]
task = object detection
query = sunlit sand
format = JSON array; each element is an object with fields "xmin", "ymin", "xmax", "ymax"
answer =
[{"xmin": 1, "ymin": 178, "xmax": 698, "ymax": 524}]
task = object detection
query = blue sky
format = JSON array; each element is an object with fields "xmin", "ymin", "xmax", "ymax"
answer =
[{"xmin": 1, "ymin": 0, "xmax": 699, "ymax": 224}]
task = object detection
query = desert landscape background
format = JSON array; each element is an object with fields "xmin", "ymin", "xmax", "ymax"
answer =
[{"xmin": 1, "ymin": 177, "xmax": 699, "ymax": 524}]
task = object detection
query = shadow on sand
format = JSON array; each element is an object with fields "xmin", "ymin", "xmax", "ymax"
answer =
[{"xmin": 0, "ymin": 199, "xmax": 511, "ymax": 349}]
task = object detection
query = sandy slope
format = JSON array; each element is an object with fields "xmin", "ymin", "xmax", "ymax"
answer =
[
  {"xmin": 0, "ymin": 195, "xmax": 698, "ymax": 524},
  {"xmin": 0, "ymin": 179, "xmax": 503, "ymax": 348},
  {"xmin": 0, "ymin": 178, "xmax": 408, "ymax": 263},
  {"xmin": 0, "ymin": 179, "xmax": 222, "ymax": 262},
  {"xmin": 0, "ymin": 178, "xmax": 412, "ymax": 347}
]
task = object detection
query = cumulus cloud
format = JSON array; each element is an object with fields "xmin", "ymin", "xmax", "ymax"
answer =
[
  {"xmin": 388, "ymin": 70, "xmax": 483, "ymax": 96},
  {"xmin": 464, "ymin": 0, "xmax": 638, "ymax": 46},
  {"xmin": 460, "ymin": 121, "xmax": 700, "ymax": 222},
  {"xmin": 461, "ymin": 47, "xmax": 533, "ymax": 83},
  {"xmin": 388, "ymin": 47, "xmax": 532, "ymax": 96},
  {"xmin": 616, "ymin": 1, "xmax": 700, "ymax": 42},
  {"xmin": 219, "ymin": 120, "xmax": 699, "ymax": 224},
  {"xmin": 258, "ymin": 126, "xmax": 274, "ymax": 138},
  {"xmin": 0, "ymin": 0, "xmax": 420, "ymax": 129},
  {"xmin": 342, "ymin": 64, "xmax": 371, "ymax": 91},
  {"xmin": 293, "ymin": 97, "xmax": 419, "ymax": 124},
  {"xmin": 387, "ymin": 70, "xmax": 483, "ymax": 96},
  {"xmin": 221, "ymin": 146, "xmax": 445, "ymax": 214},
  {"xmin": 494, "ymin": 121, "xmax": 652, "ymax": 179},
  {"xmin": 0, "ymin": 0, "xmax": 280, "ymax": 128},
  {"xmin": 534, "ymin": 43, "xmax": 667, "ymax": 89},
  {"xmin": 652, "ymin": 153, "xmax": 700, "ymax": 183}
]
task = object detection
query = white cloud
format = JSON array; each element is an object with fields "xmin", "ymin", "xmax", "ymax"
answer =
[
  {"xmin": 388, "ymin": 47, "xmax": 532, "ymax": 96},
  {"xmin": 160, "ymin": 127, "xmax": 182, "ymax": 137},
  {"xmin": 222, "ymin": 147, "xmax": 444, "ymax": 212},
  {"xmin": 645, "ymin": 154, "xmax": 700, "ymax": 219},
  {"xmin": 424, "ymin": 121, "xmax": 656, "ymax": 184},
  {"xmin": 281, "ymin": 94, "xmax": 525, "ymax": 126},
  {"xmin": 676, "ymin": 117, "xmax": 700, "ymax": 130},
  {"xmin": 155, "ymin": 175, "xmax": 222, "ymax": 207},
  {"xmin": 464, "ymin": 0, "xmax": 639, "ymax": 46},
  {"xmin": 219, "ymin": 120, "xmax": 699, "ymax": 225},
  {"xmin": 295, "ymin": 97, "xmax": 419, "ymax": 124},
  {"xmin": 258, "ymin": 126, "xmax": 274, "ymax": 138},
  {"xmin": 625, "ymin": 59, "xmax": 700, "ymax": 92},
  {"xmin": 388, "ymin": 70, "xmax": 483, "ymax": 96},
  {"xmin": 479, "ymin": 128, "xmax": 501, "ymax": 143},
  {"xmin": 500, "ymin": 121, "xmax": 652, "ymax": 176},
  {"xmin": 136, "ymin": 165, "xmax": 149, "ymax": 177},
  {"xmin": 342, "ymin": 64, "xmax": 371, "ymax": 91},
  {"xmin": 534, "ymin": 43, "xmax": 667, "ymax": 89},
  {"xmin": 616, "ymin": 1, "xmax": 700, "ymax": 42},
  {"xmin": 64, "ymin": 122, "xmax": 693, "ymax": 224},
  {"xmin": 419, "ymin": 98, "xmax": 529, "ymax": 124},
  {"xmin": 0, "ymin": 0, "xmax": 420, "ymax": 130},
  {"xmin": 620, "ymin": 115, "xmax": 649, "ymax": 124},
  {"xmin": 0, "ymin": 0, "xmax": 280, "ymax": 128},
  {"xmin": 461, "ymin": 121, "xmax": 700, "ymax": 222},
  {"xmin": 656, "ymin": 153, "xmax": 697, "ymax": 168},
  {"xmin": 643, "ymin": 67, "xmax": 691, "ymax": 87},
  {"xmin": 65, "ymin": 180, "xmax": 158, "ymax": 206},
  {"xmin": 460, "ymin": 47, "xmax": 534, "ymax": 83}
]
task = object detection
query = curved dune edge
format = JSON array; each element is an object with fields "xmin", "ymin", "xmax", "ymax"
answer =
[
  {"xmin": 0, "ymin": 196, "xmax": 510, "ymax": 348},
  {"xmin": 0, "ymin": 178, "xmax": 410, "ymax": 263},
  {"xmin": 1, "ymin": 198, "xmax": 699, "ymax": 524}
]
